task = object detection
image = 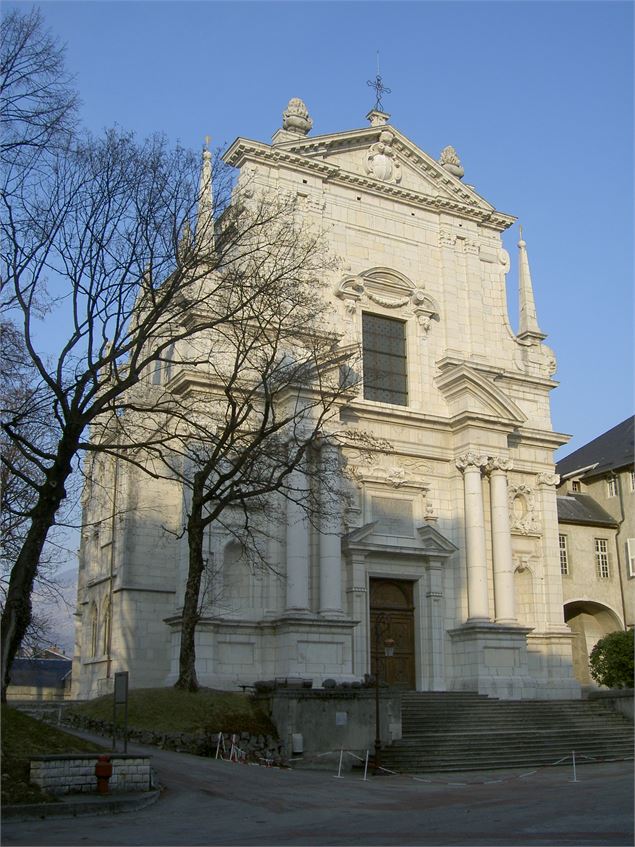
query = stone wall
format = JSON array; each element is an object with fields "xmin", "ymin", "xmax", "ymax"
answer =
[
  {"xmin": 588, "ymin": 688, "xmax": 634, "ymax": 721},
  {"xmin": 63, "ymin": 714, "xmax": 285, "ymax": 763},
  {"xmin": 29, "ymin": 755, "xmax": 153, "ymax": 795},
  {"xmin": 255, "ymin": 688, "xmax": 402, "ymax": 757}
]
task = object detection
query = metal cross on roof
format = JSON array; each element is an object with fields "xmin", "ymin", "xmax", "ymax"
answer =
[{"xmin": 367, "ymin": 52, "xmax": 391, "ymax": 112}]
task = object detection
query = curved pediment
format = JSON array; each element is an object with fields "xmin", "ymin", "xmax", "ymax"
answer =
[{"xmin": 435, "ymin": 362, "xmax": 527, "ymax": 426}]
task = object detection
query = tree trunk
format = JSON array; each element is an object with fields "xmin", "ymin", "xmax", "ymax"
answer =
[
  {"xmin": 174, "ymin": 485, "xmax": 206, "ymax": 692},
  {"xmin": 1, "ymin": 428, "xmax": 81, "ymax": 701}
]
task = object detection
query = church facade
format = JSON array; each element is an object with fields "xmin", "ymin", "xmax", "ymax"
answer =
[{"xmin": 72, "ymin": 100, "xmax": 580, "ymax": 701}]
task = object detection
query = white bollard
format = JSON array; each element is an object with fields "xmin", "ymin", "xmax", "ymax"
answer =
[
  {"xmin": 363, "ymin": 750, "xmax": 369, "ymax": 782},
  {"xmin": 571, "ymin": 750, "xmax": 578, "ymax": 783},
  {"xmin": 334, "ymin": 748, "xmax": 344, "ymax": 779}
]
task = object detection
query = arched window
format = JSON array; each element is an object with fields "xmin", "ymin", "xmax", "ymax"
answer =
[
  {"xmin": 222, "ymin": 542, "xmax": 251, "ymax": 613},
  {"xmin": 89, "ymin": 603, "xmax": 99, "ymax": 658},
  {"xmin": 102, "ymin": 598, "xmax": 111, "ymax": 656}
]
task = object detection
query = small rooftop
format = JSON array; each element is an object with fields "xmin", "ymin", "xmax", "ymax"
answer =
[
  {"xmin": 556, "ymin": 416, "xmax": 634, "ymax": 479},
  {"xmin": 557, "ymin": 494, "xmax": 619, "ymax": 528}
]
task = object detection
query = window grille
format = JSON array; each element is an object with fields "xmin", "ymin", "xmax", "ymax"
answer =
[
  {"xmin": 627, "ymin": 538, "xmax": 635, "ymax": 578},
  {"xmin": 559, "ymin": 534, "xmax": 569, "ymax": 575},
  {"xmin": 571, "ymin": 480, "xmax": 581, "ymax": 493},
  {"xmin": 594, "ymin": 538, "xmax": 610, "ymax": 578},
  {"xmin": 362, "ymin": 313, "xmax": 408, "ymax": 406}
]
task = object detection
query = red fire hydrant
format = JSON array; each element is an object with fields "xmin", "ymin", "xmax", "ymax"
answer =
[{"xmin": 95, "ymin": 754, "xmax": 113, "ymax": 794}]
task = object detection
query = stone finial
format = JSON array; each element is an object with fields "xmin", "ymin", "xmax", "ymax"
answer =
[
  {"xmin": 366, "ymin": 109, "xmax": 390, "ymax": 127},
  {"xmin": 517, "ymin": 227, "xmax": 546, "ymax": 342},
  {"xmin": 439, "ymin": 145, "xmax": 465, "ymax": 180},
  {"xmin": 282, "ymin": 98, "xmax": 313, "ymax": 136},
  {"xmin": 196, "ymin": 142, "xmax": 214, "ymax": 251}
]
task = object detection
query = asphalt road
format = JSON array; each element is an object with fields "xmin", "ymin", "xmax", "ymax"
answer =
[{"xmin": 3, "ymin": 740, "xmax": 633, "ymax": 847}]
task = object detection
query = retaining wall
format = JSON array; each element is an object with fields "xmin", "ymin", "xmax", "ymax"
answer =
[{"xmin": 29, "ymin": 755, "xmax": 153, "ymax": 795}]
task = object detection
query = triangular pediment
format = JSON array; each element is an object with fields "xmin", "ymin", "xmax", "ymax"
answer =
[
  {"xmin": 272, "ymin": 125, "xmax": 492, "ymax": 210},
  {"xmin": 224, "ymin": 127, "xmax": 515, "ymax": 230},
  {"xmin": 416, "ymin": 524, "xmax": 458, "ymax": 558},
  {"xmin": 343, "ymin": 521, "xmax": 456, "ymax": 561},
  {"xmin": 435, "ymin": 362, "xmax": 527, "ymax": 426}
]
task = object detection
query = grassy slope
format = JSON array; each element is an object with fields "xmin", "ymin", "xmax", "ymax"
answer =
[
  {"xmin": 67, "ymin": 687, "xmax": 276, "ymax": 735},
  {"xmin": 1, "ymin": 705, "xmax": 106, "ymax": 805}
]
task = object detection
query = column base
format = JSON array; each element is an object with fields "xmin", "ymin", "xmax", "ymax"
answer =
[{"xmin": 448, "ymin": 622, "xmax": 534, "ymax": 700}]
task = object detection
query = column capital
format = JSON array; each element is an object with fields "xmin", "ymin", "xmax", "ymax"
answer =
[
  {"xmin": 486, "ymin": 456, "xmax": 514, "ymax": 474},
  {"xmin": 456, "ymin": 452, "xmax": 488, "ymax": 472},
  {"xmin": 537, "ymin": 472, "xmax": 560, "ymax": 487}
]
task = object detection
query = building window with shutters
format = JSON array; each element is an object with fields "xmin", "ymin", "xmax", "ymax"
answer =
[
  {"xmin": 362, "ymin": 313, "xmax": 408, "ymax": 406},
  {"xmin": 594, "ymin": 538, "xmax": 610, "ymax": 578},
  {"xmin": 559, "ymin": 534, "xmax": 569, "ymax": 575}
]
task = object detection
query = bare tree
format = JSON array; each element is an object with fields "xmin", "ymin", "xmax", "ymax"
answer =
[
  {"xmin": 1, "ymin": 6, "xmax": 78, "ymax": 200},
  {"xmin": 148, "ymin": 205, "xmax": 358, "ymax": 691}
]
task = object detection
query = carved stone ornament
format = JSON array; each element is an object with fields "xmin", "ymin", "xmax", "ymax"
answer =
[
  {"xmin": 513, "ymin": 553, "xmax": 534, "ymax": 573},
  {"xmin": 364, "ymin": 131, "xmax": 402, "ymax": 184},
  {"xmin": 439, "ymin": 229, "xmax": 457, "ymax": 247},
  {"xmin": 508, "ymin": 484, "xmax": 539, "ymax": 535},
  {"xmin": 282, "ymin": 98, "xmax": 313, "ymax": 136},
  {"xmin": 486, "ymin": 457, "xmax": 514, "ymax": 474},
  {"xmin": 439, "ymin": 145, "xmax": 465, "ymax": 180},
  {"xmin": 455, "ymin": 452, "xmax": 488, "ymax": 472},
  {"xmin": 335, "ymin": 272, "xmax": 439, "ymax": 333},
  {"xmin": 343, "ymin": 451, "xmax": 430, "ymax": 492},
  {"xmin": 537, "ymin": 472, "xmax": 560, "ymax": 487}
]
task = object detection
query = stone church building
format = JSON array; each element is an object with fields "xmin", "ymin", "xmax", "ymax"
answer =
[{"xmin": 72, "ymin": 100, "xmax": 580, "ymax": 701}]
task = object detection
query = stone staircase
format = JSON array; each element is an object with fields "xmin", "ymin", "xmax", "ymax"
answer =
[{"xmin": 380, "ymin": 692, "xmax": 634, "ymax": 773}]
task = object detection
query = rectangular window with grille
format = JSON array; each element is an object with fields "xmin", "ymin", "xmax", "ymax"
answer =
[
  {"xmin": 559, "ymin": 534, "xmax": 569, "ymax": 575},
  {"xmin": 362, "ymin": 313, "xmax": 408, "ymax": 406},
  {"xmin": 627, "ymin": 538, "xmax": 635, "ymax": 578},
  {"xmin": 607, "ymin": 477, "xmax": 618, "ymax": 498},
  {"xmin": 595, "ymin": 537, "xmax": 610, "ymax": 578}
]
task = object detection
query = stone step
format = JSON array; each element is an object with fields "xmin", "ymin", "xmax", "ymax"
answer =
[{"xmin": 385, "ymin": 692, "xmax": 632, "ymax": 772}]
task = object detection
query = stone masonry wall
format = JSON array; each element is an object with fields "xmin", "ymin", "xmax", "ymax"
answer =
[{"xmin": 29, "ymin": 755, "xmax": 153, "ymax": 795}]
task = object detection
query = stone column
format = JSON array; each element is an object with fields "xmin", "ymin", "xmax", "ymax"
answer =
[
  {"xmin": 319, "ymin": 443, "xmax": 343, "ymax": 615},
  {"xmin": 425, "ymin": 559, "xmax": 446, "ymax": 690},
  {"xmin": 456, "ymin": 453, "xmax": 490, "ymax": 623},
  {"xmin": 487, "ymin": 458, "xmax": 517, "ymax": 624},
  {"xmin": 347, "ymin": 552, "xmax": 368, "ymax": 676},
  {"xmin": 285, "ymin": 464, "xmax": 310, "ymax": 613}
]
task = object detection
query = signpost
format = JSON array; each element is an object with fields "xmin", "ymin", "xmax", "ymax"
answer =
[{"xmin": 112, "ymin": 671, "xmax": 129, "ymax": 753}]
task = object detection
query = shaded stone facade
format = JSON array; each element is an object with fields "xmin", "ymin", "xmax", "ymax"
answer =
[{"xmin": 73, "ymin": 102, "xmax": 579, "ymax": 701}]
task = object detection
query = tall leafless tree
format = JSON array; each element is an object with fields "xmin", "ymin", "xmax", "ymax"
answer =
[{"xmin": 144, "ymin": 203, "xmax": 358, "ymax": 691}]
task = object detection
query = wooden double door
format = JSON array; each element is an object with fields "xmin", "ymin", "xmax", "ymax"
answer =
[{"xmin": 369, "ymin": 578, "xmax": 416, "ymax": 689}]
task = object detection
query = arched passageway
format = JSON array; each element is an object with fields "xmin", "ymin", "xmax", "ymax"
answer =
[{"xmin": 564, "ymin": 600, "xmax": 623, "ymax": 685}]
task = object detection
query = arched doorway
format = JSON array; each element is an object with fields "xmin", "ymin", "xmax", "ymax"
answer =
[
  {"xmin": 369, "ymin": 578, "xmax": 416, "ymax": 688},
  {"xmin": 564, "ymin": 600, "xmax": 623, "ymax": 685}
]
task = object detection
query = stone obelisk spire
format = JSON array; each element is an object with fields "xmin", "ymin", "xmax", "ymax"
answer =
[
  {"xmin": 517, "ymin": 226, "xmax": 545, "ymax": 341},
  {"xmin": 196, "ymin": 136, "xmax": 214, "ymax": 252}
]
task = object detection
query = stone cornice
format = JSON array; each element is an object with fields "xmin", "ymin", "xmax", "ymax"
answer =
[{"xmin": 223, "ymin": 136, "xmax": 516, "ymax": 231}]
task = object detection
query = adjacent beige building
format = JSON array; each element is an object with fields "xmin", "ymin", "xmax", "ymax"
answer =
[
  {"xmin": 556, "ymin": 417, "xmax": 634, "ymax": 684},
  {"xmin": 73, "ymin": 100, "xmax": 581, "ymax": 702}
]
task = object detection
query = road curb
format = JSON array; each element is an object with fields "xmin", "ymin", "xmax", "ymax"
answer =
[{"xmin": 3, "ymin": 788, "xmax": 161, "ymax": 820}]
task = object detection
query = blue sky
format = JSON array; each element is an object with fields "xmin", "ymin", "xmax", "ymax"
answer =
[{"xmin": 14, "ymin": 0, "xmax": 635, "ymax": 457}]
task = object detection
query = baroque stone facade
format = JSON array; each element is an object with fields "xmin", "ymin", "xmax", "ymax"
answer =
[{"xmin": 72, "ymin": 100, "xmax": 579, "ymax": 701}]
